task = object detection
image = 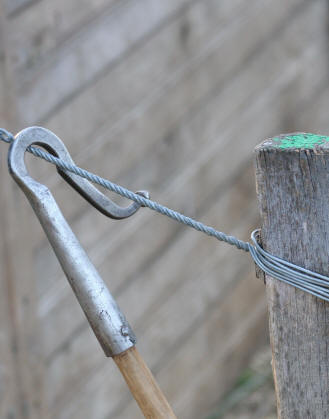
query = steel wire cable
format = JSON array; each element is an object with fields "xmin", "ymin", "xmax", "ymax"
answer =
[{"xmin": 1, "ymin": 128, "xmax": 329, "ymax": 302}]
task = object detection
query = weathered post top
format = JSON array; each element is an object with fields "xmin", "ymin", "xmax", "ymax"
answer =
[
  {"xmin": 255, "ymin": 132, "xmax": 329, "ymax": 418},
  {"xmin": 261, "ymin": 132, "xmax": 329, "ymax": 150}
]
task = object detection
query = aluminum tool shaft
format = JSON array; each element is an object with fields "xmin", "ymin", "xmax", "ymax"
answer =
[{"xmin": 8, "ymin": 127, "xmax": 137, "ymax": 356}]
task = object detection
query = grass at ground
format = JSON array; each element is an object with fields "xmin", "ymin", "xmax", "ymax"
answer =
[{"xmin": 205, "ymin": 346, "xmax": 277, "ymax": 419}]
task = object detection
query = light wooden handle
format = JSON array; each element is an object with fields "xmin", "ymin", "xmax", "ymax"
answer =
[{"xmin": 113, "ymin": 346, "xmax": 176, "ymax": 419}]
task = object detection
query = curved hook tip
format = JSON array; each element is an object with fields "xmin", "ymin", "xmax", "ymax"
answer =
[
  {"xmin": 136, "ymin": 190, "xmax": 150, "ymax": 206},
  {"xmin": 9, "ymin": 126, "xmax": 149, "ymax": 220}
]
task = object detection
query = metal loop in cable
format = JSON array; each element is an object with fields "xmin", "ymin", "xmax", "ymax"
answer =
[{"xmin": 249, "ymin": 230, "xmax": 329, "ymax": 302}]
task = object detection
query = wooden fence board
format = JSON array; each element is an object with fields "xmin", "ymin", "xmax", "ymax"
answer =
[
  {"xmin": 0, "ymin": 155, "xmax": 19, "ymax": 419},
  {"xmin": 0, "ymin": 3, "xmax": 48, "ymax": 417},
  {"xmin": 30, "ymin": 0, "xmax": 288, "ymax": 262},
  {"xmin": 30, "ymin": 0, "xmax": 280, "ymax": 295},
  {"xmin": 0, "ymin": 10, "xmax": 19, "ymax": 417},
  {"xmin": 10, "ymin": 0, "xmax": 119, "ymax": 74},
  {"xmin": 295, "ymin": 83, "xmax": 329, "ymax": 132},
  {"xmin": 39, "ymin": 0, "xmax": 302, "ymax": 182},
  {"xmin": 17, "ymin": 0, "xmax": 195, "ymax": 123},
  {"xmin": 23, "ymin": 0, "xmax": 318, "ymax": 261},
  {"xmin": 70, "ymin": 3, "xmax": 326, "ymax": 260},
  {"xmin": 162, "ymin": 277, "xmax": 267, "ymax": 419},
  {"xmin": 1, "ymin": 0, "xmax": 328, "ymax": 417},
  {"xmin": 33, "ymin": 0, "xmax": 321, "ymax": 289},
  {"xmin": 44, "ymin": 46, "xmax": 312, "ymax": 413},
  {"xmin": 37, "ymin": 25, "xmax": 327, "ymax": 360},
  {"xmin": 57, "ymin": 27, "xmax": 328, "ymax": 252},
  {"xmin": 29, "ymin": 0, "xmax": 254, "ymax": 186},
  {"xmin": 3, "ymin": 0, "xmax": 36, "ymax": 17},
  {"xmin": 60, "ymin": 0, "xmax": 325, "ymax": 207}
]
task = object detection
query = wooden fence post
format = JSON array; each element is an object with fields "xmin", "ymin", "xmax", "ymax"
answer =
[{"xmin": 255, "ymin": 133, "xmax": 329, "ymax": 418}]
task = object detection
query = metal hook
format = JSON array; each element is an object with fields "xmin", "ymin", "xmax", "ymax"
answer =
[
  {"xmin": 7, "ymin": 127, "xmax": 177, "ymax": 417},
  {"xmin": 9, "ymin": 126, "xmax": 148, "ymax": 219},
  {"xmin": 8, "ymin": 126, "xmax": 138, "ymax": 356}
]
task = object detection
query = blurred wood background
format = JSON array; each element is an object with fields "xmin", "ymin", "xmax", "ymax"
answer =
[{"xmin": 0, "ymin": 0, "xmax": 329, "ymax": 418}]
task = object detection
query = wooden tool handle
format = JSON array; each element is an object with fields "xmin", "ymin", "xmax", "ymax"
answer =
[{"xmin": 113, "ymin": 346, "xmax": 176, "ymax": 418}]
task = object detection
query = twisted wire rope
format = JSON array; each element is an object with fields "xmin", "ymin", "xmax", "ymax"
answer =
[{"xmin": 1, "ymin": 128, "xmax": 329, "ymax": 302}]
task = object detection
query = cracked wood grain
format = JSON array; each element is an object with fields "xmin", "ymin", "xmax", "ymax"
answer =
[{"xmin": 255, "ymin": 133, "xmax": 329, "ymax": 418}]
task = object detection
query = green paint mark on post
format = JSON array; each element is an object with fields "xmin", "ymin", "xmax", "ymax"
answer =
[{"xmin": 273, "ymin": 133, "xmax": 329, "ymax": 149}]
